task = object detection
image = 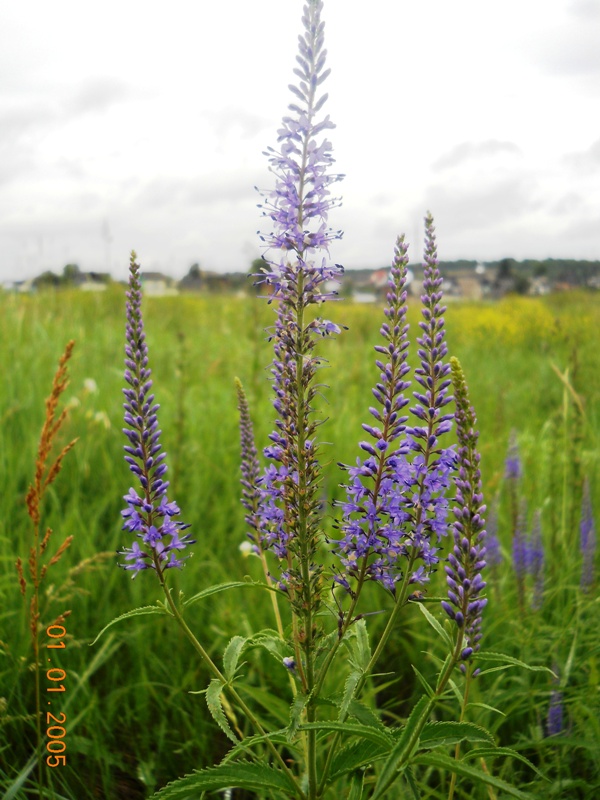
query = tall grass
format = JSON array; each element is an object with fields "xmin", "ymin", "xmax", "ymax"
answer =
[{"xmin": 1, "ymin": 287, "xmax": 598, "ymax": 798}]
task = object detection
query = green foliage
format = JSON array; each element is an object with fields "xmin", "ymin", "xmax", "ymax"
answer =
[{"xmin": 1, "ymin": 289, "xmax": 599, "ymax": 797}]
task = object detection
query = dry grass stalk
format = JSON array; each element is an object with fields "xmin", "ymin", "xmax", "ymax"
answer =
[{"xmin": 13, "ymin": 340, "xmax": 77, "ymax": 794}]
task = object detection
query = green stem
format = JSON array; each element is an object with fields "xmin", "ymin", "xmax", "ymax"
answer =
[
  {"xmin": 155, "ymin": 562, "xmax": 306, "ymax": 800},
  {"xmin": 447, "ymin": 664, "xmax": 473, "ymax": 800}
]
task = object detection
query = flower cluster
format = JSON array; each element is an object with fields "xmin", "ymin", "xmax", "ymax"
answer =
[
  {"xmin": 335, "ymin": 217, "xmax": 456, "ymax": 595},
  {"xmin": 118, "ymin": 254, "xmax": 194, "ymax": 577},
  {"xmin": 442, "ymin": 357, "xmax": 487, "ymax": 669}
]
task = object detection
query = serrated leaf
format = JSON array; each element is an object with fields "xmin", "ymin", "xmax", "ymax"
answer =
[
  {"xmin": 147, "ymin": 761, "xmax": 298, "ymax": 799},
  {"xmin": 411, "ymin": 751, "xmax": 536, "ymax": 799},
  {"xmin": 419, "ymin": 721, "xmax": 495, "ymax": 749},
  {"xmin": 371, "ymin": 695, "xmax": 432, "ymax": 799},
  {"xmin": 346, "ymin": 699, "xmax": 387, "ymax": 733},
  {"xmin": 299, "ymin": 721, "xmax": 393, "ymax": 748},
  {"xmin": 329, "ymin": 738, "xmax": 388, "ymax": 780},
  {"xmin": 463, "ymin": 746, "xmax": 548, "ymax": 780},
  {"xmin": 183, "ymin": 580, "xmax": 267, "ymax": 608},
  {"xmin": 91, "ymin": 605, "xmax": 169, "ymax": 645},
  {"xmin": 339, "ymin": 669, "xmax": 361, "ymax": 720},
  {"xmin": 223, "ymin": 635, "xmax": 247, "ymax": 682},
  {"xmin": 288, "ymin": 691, "xmax": 309, "ymax": 742},
  {"xmin": 206, "ymin": 679, "xmax": 238, "ymax": 744},
  {"xmin": 415, "ymin": 600, "xmax": 453, "ymax": 648}
]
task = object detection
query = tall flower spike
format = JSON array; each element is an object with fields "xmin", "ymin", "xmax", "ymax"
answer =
[
  {"xmin": 335, "ymin": 236, "xmax": 412, "ymax": 593},
  {"xmin": 442, "ymin": 357, "xmax": 487, "ymax": 671},
  {"xmin": 335, "ymin": 222, "xmax": 456, "ymax": 596},
  {"xmin": 235, "ymin": 378, "xmax": 264, "ymax": 550},
  {"xmin": 118, "ymin": 253, "xmax": 195, "ymax": 577},
  {"xmin": 402, "ymin": 213, "xmax": 456, "ymax": 573},
  {"xmin": 251, "ymin": 0, "xmax": 344, "ymax": 607}
]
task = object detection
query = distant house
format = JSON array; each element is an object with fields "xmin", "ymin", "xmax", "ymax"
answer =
[
  {"xmin": 369, "ymin": 269, "xmax": 389, "ymax": 290},
  {"xmin": 3, "ymin": 279, "xmax": 35, "ymax": 293},
  {"xmin": 73, "ymin": 272, "xmax": 109, "ymax": 292},
  {"xmin": 140, "ymin": 272, "xmax": 178, "ymax": 296},
  {"xmin": 352, "ymin": 291, "xmax": 378, "ymax": 304}
]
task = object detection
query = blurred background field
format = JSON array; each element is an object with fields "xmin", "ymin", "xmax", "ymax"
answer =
[{"xmin": 0, "ymin": 286, "xmax": 598, "ymax": 798}]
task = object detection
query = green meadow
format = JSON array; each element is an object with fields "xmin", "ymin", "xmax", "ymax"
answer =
[{"xmin": 1, "ymin": 286, "xmax": 598, "ymax": 798}]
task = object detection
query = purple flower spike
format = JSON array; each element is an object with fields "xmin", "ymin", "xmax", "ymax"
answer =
[
  {"xmin": 444, "ymin": 357, "xmax": 487, "ymax": 667},
  {"xmin": 118, "ymin": 253, "xmax": 195, "ymax": 578},
  {"xmin": 235, "ymin": 378, "xmax": 264, "ymax": 551},
  {"xmin": 335, "ymin": 224, "xmax": 456, "ymax": 595},
  {"xmin": 547, "ymin": 690, "xmax": 564, "ymax": 736},
  {"xmin": 580, "ymin": 478, "xmax": 596, "ymax": 592},
  {"xmin": 248, "ymin": 0, "xmax": 345, "ymax": 598},
  {"xmin": 407, "ymin": 213, "xmax": 454, "ymax": 458},
  {"xmin": 334, "ymin": 237, "xmax": 412, "ymax": 593}
]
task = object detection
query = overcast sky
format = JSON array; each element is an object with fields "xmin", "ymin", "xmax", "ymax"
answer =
[{"xmin": 1, "ymin": 0, "xmax": 599, "ymax": 282}]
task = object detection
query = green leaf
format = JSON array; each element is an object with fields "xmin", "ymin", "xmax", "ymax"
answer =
[
  {"xmin": 298, "ymin": 721, "xmax": 393, "ymax": 747},
  {"xmin": 238, "ymin": 683, "xmax": 291, "ymax": 727},
  {"xmin": 340, "ymin": 669, "xmax": 362, "ymax": 720},
  {"xmin": 411, "ymin": 665, "xmax": 435, "ymax": 698},
  {"xmin": 414, "ymin": 600, "xmax": 453, "ymax": 648},
  {"xmin": 353, "ymin": 618, "xmax": 371, "ymax": 669},
  {"xmin": 419, "ymin": 721, "xmax": 495, "ymax": 749},
  {"xmin": 466, "ymin": 701, "xmax": 506, "ymax": 717},
  {"xmin": 348, "ymin": 770, "xmax": 365, "ymax": 800},
  {"xmin": 223, "ymin": 635, "xmax": 247, "ymax": 681},
  {"xmin": 371, "ymin": 695, "xmax": 432, "ymax": 799},
  {"xmin": 346, "ymin": 699, "xmax": 387, "ymax": 732},
  {"xmin": 147, "ymin": 761, "xmax": 299, "ymax": 799},
  {"xmin": 463, "ymin": 746, "xmax": 548, "ymax": 780},
  {"xmin": 314, "ymin": 629, "xmax": 339, "ymax": 672},
  {"xmin": 411, "ymin": 751, "xmax": 537, "ymax": 799},
  {"xmin": 221, "ymin": 729, "xmax": 298, "ymax": 764},
  {"xmin": 404, "ymin": 766, "xmax": 420, "ymax": 800},
  {"xmin": 183, "ymin": 580, "xmax": 267, "ymax": 608},
  {"xmin": 476, "ymin": 651, "xmax": 555, "ymax": 676},
  {"xmin": 288, "ymin": 691, "xmax": 310, "ymax": 742},
  {"xmin": 91, "ymin": 604, "xmax": 169, "ymax": 645},
  {"xmin": 206, "ymin": 679, "xmax": 238, "ymax": 744},
  {"xmin": 329, "ymin": 738, "xmax": 389, "ymax": 781}
]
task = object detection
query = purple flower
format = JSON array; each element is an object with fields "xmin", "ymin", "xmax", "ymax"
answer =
[
  {"xmin": 248, "ymin": 0, "xmax": 344, "ymax": 598},
  {"xmin": 547, "ymin": 691, "xmax": 564, "ymax": 736},
  {"xmin": 580, "ymin": 478, "xmax": 596, "ymax": 592},
  {"xmin": 335, "ymin": 218, "xmax": 456, "ymax": 596},
  {"xmin": 485, "ymin": 506, "xmax": 502, "ymax": 569},
  {"xmin": 118, "ymin": 253, "xmax": 195, "ymax": 578},
  {"xmin": 442, "ymin": 357, "xmax": 487, "ymax": 669},
  {"xmin": 504, "ymin": 430, "xmax": 522, "ymax": 481}
]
